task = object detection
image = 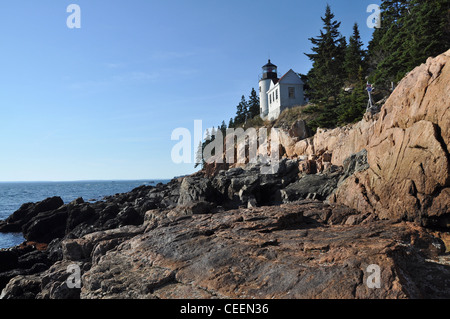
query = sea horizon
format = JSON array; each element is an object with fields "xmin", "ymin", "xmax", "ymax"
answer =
[{"xmin": 0, "ymin": 178, "xmax": 174, "ymax": 183}]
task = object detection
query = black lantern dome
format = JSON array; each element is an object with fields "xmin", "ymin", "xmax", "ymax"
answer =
[{"xmin": 262, "ymin": 59, "xmax": 278, "ymax": 80}]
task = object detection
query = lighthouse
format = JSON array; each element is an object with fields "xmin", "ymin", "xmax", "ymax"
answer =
[
  {"xmin": 259, "ymin": 60, "xmax": 278, "ymax": 119},
  {"xmin": 259, "ymin": 59, "xmax": 305, "ymax": 120}
]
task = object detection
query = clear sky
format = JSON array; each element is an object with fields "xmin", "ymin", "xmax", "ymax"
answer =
[{"xmin": 0, "ymin": 0, "xmax": 381, "ymax": 181}]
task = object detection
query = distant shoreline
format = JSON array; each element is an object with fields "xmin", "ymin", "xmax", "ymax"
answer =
[{"xmin": 0, "ymin": 179, "xmax": 173, "ymax": 184}]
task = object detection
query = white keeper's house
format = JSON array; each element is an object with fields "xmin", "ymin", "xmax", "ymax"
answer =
[{"xmin": 259, "ymin": 60, "xmax": 305, "ymax": 120}]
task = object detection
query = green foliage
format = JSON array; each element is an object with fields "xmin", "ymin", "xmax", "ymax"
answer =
[
  {"xmin": 303, "ymin": 1, "xmax": 448, "ymax": 130},
  {"xmin": 247, "ymin": 88, "xmax": 260, "ymax": 119},
  {"xmin": 302, "ymin": 104, "xmax": 320, "ymax": 114},
  {"xmin": 219, "ymin": 120, "xmax": 227, "ymax": 135},
  {"xmin": 233, "ymin": 88, "xmax": 260, "ymax": 127},
  {"xmin": 234, "ymin": 95, "xmax": 248, "ymax": 126},
  {"xmin": 305, "ymin": 4, "xmax": 347, "ymax": 107},
  {"xmin": 338, "ymin": 24, "xmax": 368, "ymax": 126},
  {"xmin": 304, "ymin": 4, "xmax": 348, "ymax": 129},
  {"xmin": 344, "ymin": 23, "xmax": 367, "ymax": 83},
  {"xmin": 336, "ymin": 78, "xmax": 368, "ymax": 126},
  {"xmin": 228, "ymin": 118, "xmax": 234, "ymax": 129},
  {"xmin": 306, "ymin": 107, "xmax": 338, "ymax": 132},
  {"xmin": 368, "ymin": 0, "xmax": 450, "ymax": 87}
]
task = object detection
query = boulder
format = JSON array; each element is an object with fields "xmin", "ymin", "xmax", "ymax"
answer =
[
  {"xmin": 281, "ymin": 171, "xmax": 342, "ymax": 202},
  {"xmin": 22, "ymin": 207, "xmax": 68, "ymax": 244},
  {"xmin": 61, "ymin": 225, "xmax": 144, "ymax": 262},
  {"xmin": 0, "ymin": 275, "xmax": 41, "ymax": 299},
  {"xmin": 288, "ymin": 120, "xmax": 312, "ymax": 140},
  {"xmin": 0, "ymin": 197, "xmax": 64, "ymax": 233},
  {"xmin": 177, "ymin": 177, "xmax": 215, "ymax": 206},
  {"xmin": 66, "ymin": 204, "xmax": 96, "ymax": 233}
]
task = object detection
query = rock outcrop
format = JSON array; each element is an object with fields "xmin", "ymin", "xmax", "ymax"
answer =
[
  {"xmin": 0, "ymin": 197, "xmax": 64, "ymax": 233},
  {"xmin": 0, "ymin": 50, "xmax": 449, "ymax": 300},
  {"xmin": 1, "ymin": 200, "xmax": 449, "ymax": 299},
  {"xmin": 277, "ymin": 50, "xmax": 450, "ymax": 227},
  {"xmin": 331, "ymin": 49, "xmax": 450, "ymax": 226}
]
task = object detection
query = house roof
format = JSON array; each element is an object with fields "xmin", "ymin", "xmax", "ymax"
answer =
[
  {"xmin": 277, "ymin": 69, "xmax": 303, "ymax": 84},
  {"xmin": 267, "ymin": 69, "xmax": 303, "ymax": 93}
]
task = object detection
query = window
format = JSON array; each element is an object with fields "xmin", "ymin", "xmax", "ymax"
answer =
[
  {"xmin": 269, "ymin": 94, "xmax": 272, "ymax": 104},
  {"xmin": 259, "ymin": 86, "xmax": 261, "ymax": 93},
  {"xmin": 276, "ymin": 90, "xmax": 278, "ymax": 100},
  {"xmin": 288, "ymin": 87, "xmax": 295, "ymax": 99}
]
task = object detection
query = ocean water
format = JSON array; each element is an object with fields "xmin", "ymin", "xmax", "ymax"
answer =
[{"xmin": 0, "ymin": 180, "xmax": 170, "ymax": 249}]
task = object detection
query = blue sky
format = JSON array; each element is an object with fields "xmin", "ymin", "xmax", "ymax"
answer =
[{"xmin": 0, "ymin": 0, "xmax": 380, "ymax": 181}]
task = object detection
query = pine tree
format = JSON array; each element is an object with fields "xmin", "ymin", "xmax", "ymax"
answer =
[
  {"xmin": 367, "ymin": 0, "xmax": 410, "ymax": 87},
  {"xmin": 194, "ymin": 141, "xmax": 203, "ymax": 168},
  {"xmin": 247, "ymin": 88, "xmax": 260, "ymax": 119},
  {"xmin": 368, "ymin": 0, "xmax": 449, "ymax": 87},
  {"xmin": 242, "ymin": 97, "xmax": 249, "ymax": 122},
  {"xmin": 344, "ymin": 23, "xmax": 366, "ymax": 83},
  {"xmin": 337, "ymin": 66, "xmax": 368, "ymax": 125},
  {"xmin": 234, "ymin": 95, "xmax": 248, "ymax": 126},
  {"xmin": 305, "ymin": 5, "xmax": 346, "ymax": 103},
  {"xmin": 219, "ymin": 121, "xmax": 227, "ymax": 135},
  {"xmin": 304, "ymin": 4, "xmax": 347, "ymax": 128},
  {"xmin": 402, "ymin": 0, "xmax": 450, "ymax": 71},
  {"xmin": 228, "ymin": 118, "xmax": 234, "ymax": 129}
]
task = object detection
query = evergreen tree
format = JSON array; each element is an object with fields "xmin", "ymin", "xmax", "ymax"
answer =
[
  {"xmin": 335, "ymin": 23, "xmax": 368, "ymax": 125},
  {"xmin": 368, "ymin": 0, "xmax": 449, "ymax": 86},
  {"xmin": 234, "ymin": 95, "xmax": 248, "ymax": 126},
  {"xmin": 242, "ymin": 97, "xmax": 249, "ymax": 122},
  {"xmin": 247, "ymin": 88, "xmax": 260, "ymax": 119},
  {"xmin": 337, "ymin": 66, "xmax": 368, "ymax": 125},
  {"xmin": 402, "ymin": 0, "xmax": 450, "ymax": 72},
  {"xmin": 344, "ymin": 23, "xmax": 366, "ymax": 83},
  {"xmin": 304, "ymin": 4, "xmax": 347, "ymax": 128},
  {"xmin": 228, "ymin": 118, "xmax": 234, "ymax": 129},
  {"xmin": 305, "ymin": 4, "xmax": 347, "ymax": 102},
  {"xmin": 194, "ymin": 141, "xmax": 203, "ymax": 169},
  {"xmin": 299, "ymin": 73, "xmax": 310, "ymax": 101},
  {"xmin": 367, "ymin": 0, "xmax": 409, "ymax": 86},
  {"xmin": 366, "ymin": 25, "xmax": 385, "ymax": 77},
  {"xmin": 219, "ymin": 121, "xmax": 227, "ymax": 135}
]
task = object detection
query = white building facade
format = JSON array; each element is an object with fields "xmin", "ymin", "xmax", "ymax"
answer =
[{"xmin": 259, "ymin": 60, "xmax": 305, "ymax": 121}]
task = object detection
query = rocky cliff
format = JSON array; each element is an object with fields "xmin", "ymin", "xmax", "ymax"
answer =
[
  {"xmin": 0, "ymin": 50, "xmax": 449, "ymax": 299},
  {"xmin": 280, "ymin": 49, "xmax": 450, "ymax": 228}
]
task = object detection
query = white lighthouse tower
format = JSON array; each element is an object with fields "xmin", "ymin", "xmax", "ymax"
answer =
[{"xmin": 259, "ymin": 60, "xmax": 278, "ymax": 120}]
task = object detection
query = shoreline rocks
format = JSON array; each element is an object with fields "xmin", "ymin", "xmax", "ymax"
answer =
[
  {"xmin": 0, "ymin": 147, "xmax": 448, "ymax": 299},
  {"xmin": 0, "ymin": 50, "xmax": 449, "ymax": 299}
]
